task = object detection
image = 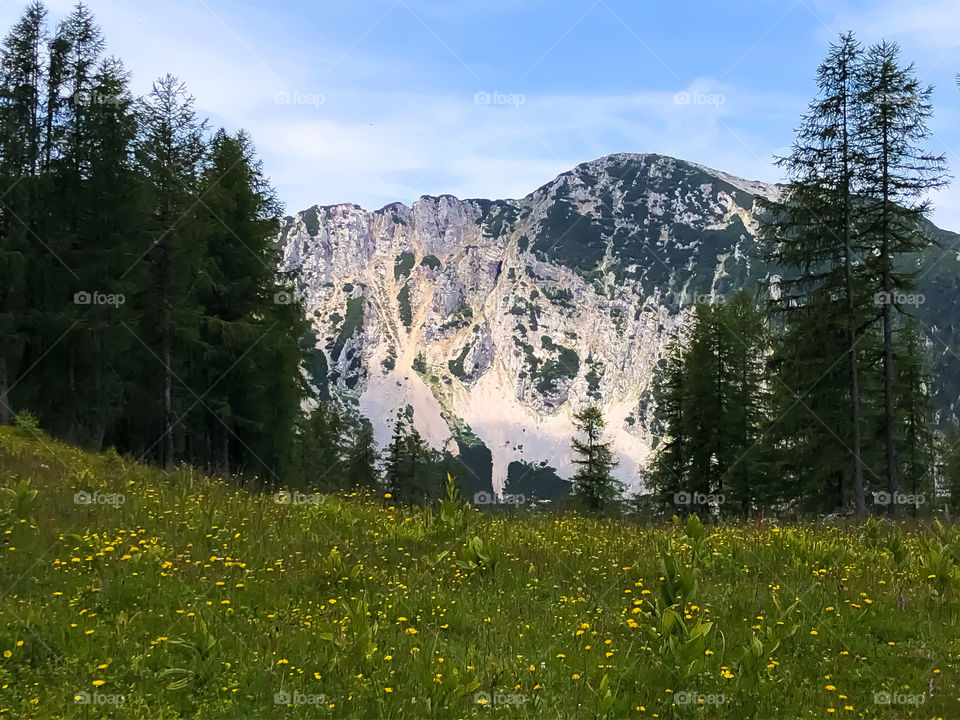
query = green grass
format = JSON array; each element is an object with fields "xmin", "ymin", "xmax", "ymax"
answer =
[{"xmin": 1, "ymin": 427, "xmax": 959, "ymax": 718}]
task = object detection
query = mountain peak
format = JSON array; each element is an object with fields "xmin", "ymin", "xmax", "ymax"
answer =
[{"xmin": 278, "ymin": 152, "xmax": 958, "ymax": 499}]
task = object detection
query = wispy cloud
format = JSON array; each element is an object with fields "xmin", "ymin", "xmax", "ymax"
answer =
[{"xmin": 0, "ymin": 0, "xmax": 956, "ymax": 229}]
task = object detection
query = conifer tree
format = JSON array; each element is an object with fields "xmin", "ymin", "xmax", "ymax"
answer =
[
  {"xmin": 194, "ymin": 128, "xmax": 307, "ymax": 476},
  {"xmin": 648, "ymin": 332, "xmax": 689, "ymax": 504},
  {"xmin": 384, "ymin": 408, "xmax": 410, "ymax": 500},
  {"xmin": 134, "ymin": 74, "xmax": 207, "ymax": 467},
  {"xmin": 347, "ymin": 419, "xmax": 381, "ymax": 489},
  {"xmin": 759, "ymin": 32, "xmax": 872, "ymax": 516},
  {"xmin": 570, "ymin": 405, "xmax": 621, "ymax": 511},
  {"xmin": 291, "ymin": 402, "xmax": 347, "ymax": 489},
  {"xmin": 895, "ymin": 318, "xmax": 936, "ymax": 511},
  {"xmin": 648, "ymin": 294, "xmax": 770, "ymax": 516},
  {"xmin": 383, "ymin": 408, "xmax": 439, "ymax": 503},
  {"xmin": 856, "ymin": 40, "xmax": 948, "ymax": 515},
  {"xmin": 0, "ymin": 2, "xmax": 47, "ymax": 426}
]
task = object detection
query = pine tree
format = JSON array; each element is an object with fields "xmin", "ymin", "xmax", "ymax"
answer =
[
  {"xmin": 383, "ymin": 408, "xmax": 439, "ymax": 503},
  {"xmin": 193, "ymin": 128, "xmax": 307, "ymax": 476},
  {"xmin": 347, "ymin": 419, "xmax": 381, "ymax": 489},
  {"xmin": 647, "ymin": 331, "xmax": 689, "ymax": 504},
  {"xmin": 570, "ymin": 405, "xmax": 621, "ymax": 511},
  {"xmin": 759, "ymin": 32, "xmax": 872, "ymax": 516},
  {"xmin": 69, "ymin": 56, "xmax": 144, "ymax": 450},
  {"xmin": 384, "ymin": 409, "xmax": 409, "ymax": 500},
  {"xmin": 648, "ymin": 294, "xmax": 771, "ymax": 516},
  {"xmin": 895, "ymin": 318, "xmax": 936, "ymax": 512},
  {"xmin": 291, "ymin": 402, "xmax": 347, "ymax": 489},
  {"xmin": 0, "ymin": 1, "xmax": 47, "ymax": 426},
  {"xmin": 719, "ymin": 292, "xmax": 772, "ymax": 516},
  {"xmin": 134, "ymin": 74, "xmax": 207, "ymax": 468},
  {"xmin": 856, "ymin": 40, "xmax": 949, "ymax": 516}
]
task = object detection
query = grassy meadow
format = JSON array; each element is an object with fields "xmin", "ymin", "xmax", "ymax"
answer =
[{"xmin": 0, "ymin": 425, "xmax": 958, "ymax": 719}]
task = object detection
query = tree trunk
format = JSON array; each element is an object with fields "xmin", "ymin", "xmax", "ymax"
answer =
[
  {"xmin": 840, "ymin": 68, "xmax": 866, "ymax": 519},
  {"xmin": 0, "ymin": 353, "xmax": 11, "ymax": 425},
  {"xmin": 162, "ymin": 334, "xmax": 173, "ymax": 469},
  {"xmin": 881, "ymin": 142, "xmax": 899, "ymax": 518}
]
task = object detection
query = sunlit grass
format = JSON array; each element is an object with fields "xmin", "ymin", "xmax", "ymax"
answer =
[{"xmin": 0, "ymin": 426, "xmax": 957, "ymax": 718}]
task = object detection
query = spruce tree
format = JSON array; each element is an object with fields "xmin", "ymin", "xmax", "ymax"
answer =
[
  {"xmin": 648, "ymin": 331, "xmax": 690, "ymax": 504},
  {"xmin": 384, "ymin": 408, "xmax": 410, "ymax": 500},
  {"xmin": 193, "ymin": 128, "xmax": 307, "ymax": 476},
  {"xmin": 134, "ymin": 74, "xmax": 207, "ymax": 468},
  {"xmin": 719, "ymin": 292, "xmax": 772, "ymax": 516},
  {"xmin": 856, "ymin": 40, "xmax": 948, "ymax": 516},
  {"xmin": 759, "ymin": 32, "xmax": 872, "ymax": 516},
  {"xmin": 648, "ymin": 294, "xmax": 770, "ymax": 516},
  {"xmin": 291, "ymin": 402, "xmax": 347, "ymax": 489},
  {"xmin": 383, "ymin": 408, "xmax": 439, "ymax": 503},
  {"xmin": 347, "ymin": 419, "xmax": 381, "ymax": 489},
  {"xmin": 895, "ymin": 318, "xmax": 936, "ymax": 512},
  {"xmin": 570, "ymin": 405, "xmax": 621, "ymax": 511},
  {"xmin": 0, "ymin": 2, "xmax": 47, "ymax": 426}
]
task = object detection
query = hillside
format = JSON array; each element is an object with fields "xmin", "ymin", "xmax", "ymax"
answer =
[
  {"xmin": 279, "ymin": 153, "xmax": 960, "ymax": 497},
  {"xmin": 1, "ymin": 427, "xmax": 959, "ymax": 718}
]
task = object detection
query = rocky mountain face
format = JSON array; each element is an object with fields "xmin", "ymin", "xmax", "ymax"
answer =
[{"xmin": 278, "ymin": 153, "xmax": 960, "ymax": 498}]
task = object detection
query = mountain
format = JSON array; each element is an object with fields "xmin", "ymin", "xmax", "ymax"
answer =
[{"xmin": 277, "ymin": 153, "xmax": 960, "ymax": 497}]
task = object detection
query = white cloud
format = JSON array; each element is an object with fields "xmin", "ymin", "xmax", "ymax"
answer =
[
  {"xmin": 2, "ymin": 0, "xmax": 953, "ymax": 231},
  {"xmin": 813, "ymin": 0, "xmax": 960, "ymax": 51}
]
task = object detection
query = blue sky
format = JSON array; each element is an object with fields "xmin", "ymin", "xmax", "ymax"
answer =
[{"xmin": 5, "ymin": 0, "xmax": 960, "ymax": 228}]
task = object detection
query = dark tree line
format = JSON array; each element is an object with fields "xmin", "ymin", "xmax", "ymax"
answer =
[
  {"xmin": 646, "ymin": 33, "xmax": 951, "ymax": 519},
  {"xmin": 0, "ymin": 2, "xmax": 315, "ymax": 480},
  {"xmin": 5, "ymin": 7, "xmax": 960, "ymax": 516}
]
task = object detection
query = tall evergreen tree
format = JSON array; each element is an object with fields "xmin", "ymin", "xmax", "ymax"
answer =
[
  {"xmin": 290, "ymin": 402, "xmax": 347, "ymax": 489},
  {"xmin": 193, "ymin": 128, "xmax": 307, "ymax": 476},
  {"xmin": 647, "ymin": 331, "xmax": 690, "ymax": 504},
  {"xmin": 383, "ymin": 408, "xmax": 439, "ymax": 503},
  {"xmin": 134, "ymin": 74, "xmax": 207, "ymax": 468},
  {"xmin": 759, "ymin": 32, "xmax": 872, "ymax": 516},
  {"xmin": 347, "ymin": 419, "xmax": 381, "ymax": 489},
  {"xmin": 570, "ymin": 405, "xmax": 621, "ymax": 511},
  {"xmin": 856, "ymin": 40, "xmax": 948, "ymax": 515},
  {"xmin": 895, "ymin": 318, "xmax": 936, "ymax": 511},
  {"xmin": 0, "ymin": 1, "xmax": 47, "ymax": 426},
  {"xmin": 648, "ymin": 294, "xmax": 770, "ymax": 516}
]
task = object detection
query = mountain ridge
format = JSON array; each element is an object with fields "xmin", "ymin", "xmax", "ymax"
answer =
[{"xmin": 278, "ymin": 152, "xmax": 960, "ymax": 497}]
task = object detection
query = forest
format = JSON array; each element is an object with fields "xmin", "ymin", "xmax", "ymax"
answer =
[{"xmin": 0, "ymin": 4, "xmax": 958, "ymax": 521}]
